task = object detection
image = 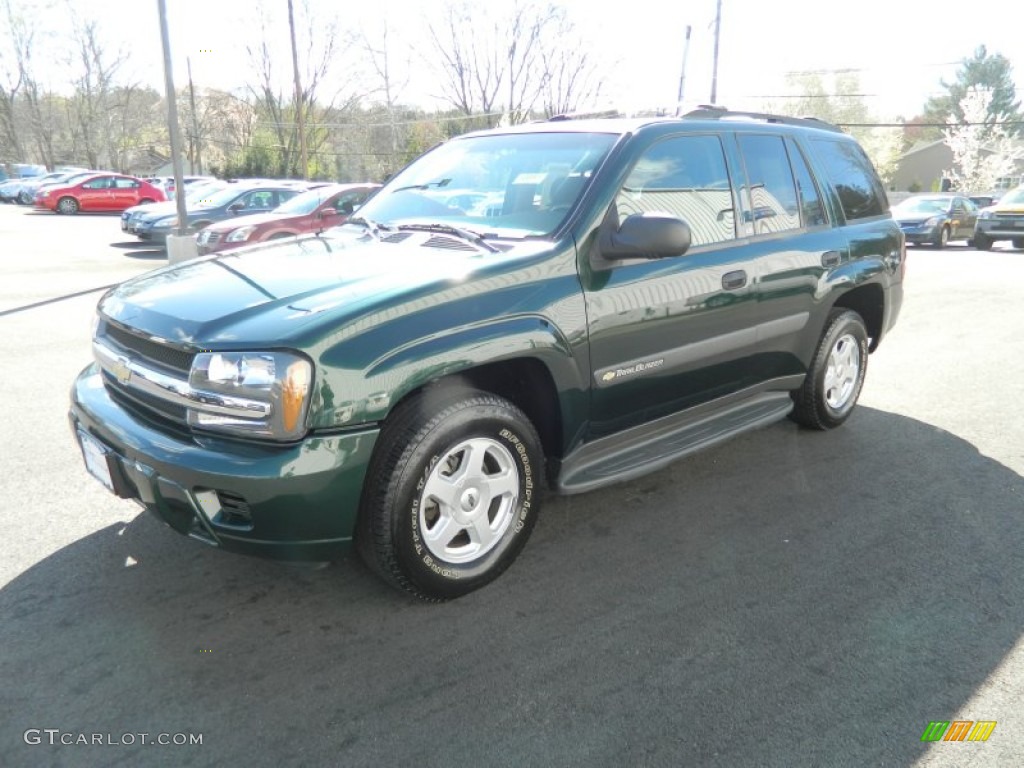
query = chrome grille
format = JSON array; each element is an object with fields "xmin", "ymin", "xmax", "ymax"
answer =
[{"xmin": 101, "ymin": 320, "xmax": 195, "ymax": 375}]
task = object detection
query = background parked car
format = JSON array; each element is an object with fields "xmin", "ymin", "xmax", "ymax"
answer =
[
  {"xmin": 891, "ymin": 193, "xmax": 978, "ymax": 248},
  {"xmin": 14, "ymin": 167, "xmax": 91, "ymax": 204},
  {"xmin": 973, "ymin": 185, "xmax": 1024, "ymax": 250},
  {"xmin": 38, "ymin": 173, "xmax": 166, "ymax": 214},
  {"xmin": 195, "ymin": 182, "xmax": 380, "ymax": 254},
  {"xmin": 121, "ymin": 178, "xmax": 233, "ymax": 235},
  {"xmin": 33, "ymin": 170, "xmax": 105, "ymax": 207},
  {"xmin": 134, "ymin": 180, "xmax": 313, "ymax": 243}
]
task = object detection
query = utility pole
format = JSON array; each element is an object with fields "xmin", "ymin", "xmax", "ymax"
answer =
[
  {"xmin": 287, "ymin": 0, "xmax": 308, "ymax": 179},
  {"xmin": 157, "ymin": 0, "xmax": 196, "ymax": 263},
  {"xmin": 675, "ymin": 25, "xmax": 692, "ymax": 116},
  {"xmin": 187, "ymin": 56, "xmax": 202, "ymax": 175},
  {"xmin": 710, "ymin": 0, "xmax": 722, "ymax": 105}
]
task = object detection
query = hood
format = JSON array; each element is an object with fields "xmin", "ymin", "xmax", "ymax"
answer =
[
  {"xmin": 892, "ymin": 209, "xmax": 944, "ymax": 224},
  {"xmin": 204, "ymin": 210, "xmax": 299, "ymax": 232},
  {"xmin": 129, "ymin": 200, "xmax": 177, "ymax": 217},
  {"xmin": 98, "ymin": 232, "xmax": 552, "ymax": 347}
]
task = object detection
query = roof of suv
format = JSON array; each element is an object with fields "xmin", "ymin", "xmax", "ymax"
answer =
[{"xmin": 460, "ymin": 108, "xmax": 844, "ymax": 139}]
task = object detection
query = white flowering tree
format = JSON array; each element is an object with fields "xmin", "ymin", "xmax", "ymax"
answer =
[{"xmin": 943, "ymin": 87, "xmax": 1023, "ymax": 192}]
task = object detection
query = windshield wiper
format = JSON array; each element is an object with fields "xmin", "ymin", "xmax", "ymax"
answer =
[
  {"xmin": 391, "ymin": 178, "xmax": 453, "ymax": 194},
  {"xmin": 396, "ymin": 223, "xmax": 499, "ymax": 253},
  {"xmin": 345, "ymin": 216, "xmax": 395, "ymax": 239}
]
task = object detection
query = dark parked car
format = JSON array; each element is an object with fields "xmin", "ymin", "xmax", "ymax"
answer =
[
  {"xmin": 973, "ymin": 185, "xmax": 1024, "ymax": 250},
  {"xmin": 891, "ymin": 194, "xmax": 978, "ymax": 247},
  {"xmin": 71, "ymin": 108, "xmax": 904, "ymax": 600},
  {"xmin": 133, "ymin": 181, "xmax": 312, "ymax": 243},
  {"xmin": 195, "ymin": 182, "xmax": 380, "ymax": 255}
]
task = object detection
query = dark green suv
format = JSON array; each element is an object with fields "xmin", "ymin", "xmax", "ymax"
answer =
[{"xmin": 70, "ymin": 109, "xmax": 905, "ymax": 600}]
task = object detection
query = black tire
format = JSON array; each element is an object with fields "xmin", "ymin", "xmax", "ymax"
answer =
[
  {"xmin": 1012, "ymin": 238, "xmax": 1024, "ymax": 249},
  {"xmin": 56, "ymin": 196, "xmax": 79, "ymax": 215},
  {"xmin": 357, "ymin": 388, "xmax": 543, "ymax": 601},
  {"xmin": 138, "ymin": 198, "xmax": 154, "ymax": 205},
  {"xmin": 18, "ymin": 190, "xmax": 32, "ymax": 205},
  {"xmin": 933, "ymin": 226, "xmax": 949, "ymax": 249},
  {"xmin": 974, "ymin": 232, "xmax": 993, "ymax": 251},
  {"xmin": 790, "ymin": 309, "xmax": 869, "ymax": 430}
]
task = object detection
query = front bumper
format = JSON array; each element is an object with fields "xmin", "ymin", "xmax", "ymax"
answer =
[
  {"xmin": 897, "ymin": 222, "xmax": 941, "ymax": 243},
  {"xmin": 70, "ymin": 363, "xmax": 379, "ymax": 561},
  {"xmin": 975, "ymin": 219, "xmax": 1024, "ymax": 240}
]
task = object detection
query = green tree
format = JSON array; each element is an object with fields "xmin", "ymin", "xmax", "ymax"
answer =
[{"xmin": 924, "ymin": 46, "xmax": 1022, "ymax": 135}]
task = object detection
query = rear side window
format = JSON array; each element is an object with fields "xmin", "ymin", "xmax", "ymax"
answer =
[
  {"xmin": 737, "ymin": 134, "xmax": 800, "ymax": 234},
  {"xmin": 811, "ymin": 138, "xmax": 888, "ymax": 221},
  {"xmin": 787, "ymin": 139, "xmax": 827, "ymax": 227},
  {"xmin": 615, "ymin": 134, "xmax": 735, "ymax": 247}
]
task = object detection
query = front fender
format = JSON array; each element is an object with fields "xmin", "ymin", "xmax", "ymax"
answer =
[{"xmin": 310, "ymin": 314, "xmax": 587, "ymax": 431}]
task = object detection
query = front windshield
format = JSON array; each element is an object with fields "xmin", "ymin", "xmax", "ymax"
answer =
[
  {"xmin": 999, "ymin": 188, "xmax": 1024, "ymax": 206},
  {"xmin": 191, "ymin": 185, "xmax": 251, "ymax": 209},
  {"xmin": 185, "ymin": 181, "xmax": 229, "ymax": 203},
  {"xmin": 273, "ymin": 187, "xmax": 331, "ymax": 215},
  {"xmin": 352, "ymin": 131, "xmax": 618, "ymax": 237},
  {"xmin": 897, "ymin": 197, "xmax": 951, "ymax": 214}
]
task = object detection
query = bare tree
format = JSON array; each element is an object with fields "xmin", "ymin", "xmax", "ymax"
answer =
[
  {"xmin": 244, "ymin": 0, "xmax": 362, "ymax": 178},
  {"xmin": 361, "ymin": 19, "xmax": 412, "ymax": 172},
  {"xmin": 0, "ymin": 0, "xmax": 32, "ymax": 163},
  {"xmin": 428, "ymin": 1, "xmax": 603, "ymax": 126}
]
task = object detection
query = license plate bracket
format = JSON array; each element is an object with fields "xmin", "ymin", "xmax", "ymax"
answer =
[{"xmin": 77, "ymin": 429, "xmax": 115, "ymax": 493}]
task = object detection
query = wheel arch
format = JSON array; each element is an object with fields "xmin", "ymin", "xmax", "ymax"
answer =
[{"xmin": 831, "ymin": 283, "xmax": 884, "ymax": 351}]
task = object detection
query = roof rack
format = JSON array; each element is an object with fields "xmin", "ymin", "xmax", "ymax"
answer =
[
  {"xmin": 682, "ymin": 106, "xmax": 844, "ymax": 133},
  {"xmin": 545, "ymin": 109, "xmax": 623, "ymax": 122}
]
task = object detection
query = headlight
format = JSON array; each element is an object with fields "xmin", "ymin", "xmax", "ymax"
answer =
[
  {"xmin": 226, "ymin": 225, "xmax": 257, "ymax": 242},
  {"xmin": 155, "ymin": 216, "xmax": 177, "ymax": 227},
  {"xmin": 924, "ymin": 216, "xmax": 942, "ymax": 227},
  {"xmin": 187, "ymin": 351, "xmax": 313, "ymax": 440},
  {"xmin": 979, "ymin": 210, "xmax": 993, "ymax": 219}
]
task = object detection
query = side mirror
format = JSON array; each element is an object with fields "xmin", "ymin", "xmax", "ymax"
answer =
[
  {"xmin": 602, "ymin": 212, "xmax": 692, "ymax": 260},
  {"xmin": 319, "ymin": 208, "xmax": 340, "ymax": 219},
  {"xmin": 228, "ymin": 202, "xmax": 244, "ymax": 214}
]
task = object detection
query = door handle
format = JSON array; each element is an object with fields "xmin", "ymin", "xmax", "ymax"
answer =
[
  {"xmin": 722, "ymin": 270, "xmax": 747, "ymax": 290},
  {"xmin": 821, "ymin": 250, "xmax": 842, "ymax": 267}
]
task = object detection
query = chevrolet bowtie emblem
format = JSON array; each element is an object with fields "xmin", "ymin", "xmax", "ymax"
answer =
[{"xmin": 112, "ymin": 358, "xmax": 132, "ymax": 386}]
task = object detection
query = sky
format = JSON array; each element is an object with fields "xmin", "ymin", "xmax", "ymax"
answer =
[{"xmin": 10, "ymin": 0, "xmax": 1024, "ymax": 121}]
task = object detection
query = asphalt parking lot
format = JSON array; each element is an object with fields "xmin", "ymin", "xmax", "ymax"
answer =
[{"xmin": 1, "ymin": 203, "xmax": 1023, "ymax": 767}]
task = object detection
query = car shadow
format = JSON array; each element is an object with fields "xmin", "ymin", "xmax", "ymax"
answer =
[
  {"xmin": 1, "ymin": 407, "xmax": 1022, "ymax": 766},
  {"xmin": 109, "ymin": 241, "xmax": 166, "ymax": 259}
]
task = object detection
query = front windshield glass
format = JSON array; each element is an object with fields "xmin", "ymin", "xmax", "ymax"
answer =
[
  {"xmin": 274, "ymin": 187, "xmax": 331, "ymax": 215},
  {"xmin": 1000, "ymin": 188, "xmax": 1024, "ymax": 205},
  {"xmin": 191, "ymin": 185, "xmax": 251, "ymax": 209},
  {"xmin": 897, "ymin": 197, "xmax": 951, "ymax": 214},
  {"xmin": 351, "ymin": 131, "xmax": 618, "ymax": 237}
]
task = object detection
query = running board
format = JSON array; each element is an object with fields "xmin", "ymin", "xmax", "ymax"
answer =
[{"xmin": 556, "ymin": 391, "xmax": 794, "ymax": 495}]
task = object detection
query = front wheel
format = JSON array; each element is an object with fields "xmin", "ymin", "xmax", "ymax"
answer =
[
  {"xmin": 974, "ymin": 232, "xmax": 992, "ymax": 251},
  {"xmin": 56, "ymin": 196, "xmax": 79, "ymax": 215},
  {"xmin": 790, "ymin": 309, "xmax": 869, "ymax": 430},
  {"xmin": 933, "ymin": 226, "xmax": 950, "ymax": 249},
  {"xmin": 1012, "ymin": 238, "xmax": 1024, "ymax": 249},
  {"xmin": 357, "ymin": 389, "xmax": 543, "ymax": 601}
]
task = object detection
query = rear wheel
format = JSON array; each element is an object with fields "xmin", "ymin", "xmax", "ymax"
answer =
[
  {"xmin": 56, "ymin": 196, "xmax": 79, "ymax": 215},
  {"xmin": 357, "ymin": 389, "xmax": 543, "ymax": 601},
  {"xmin": 138, "ymin": 198, "xmax": 154, "ymax": 205},
  {"xmin": 790, "ymin": 309, "xmax": 869, "ymax": 430},
  {"xmin": 974, "ymin": 232, "xmax": 993, "ymax": 251}
]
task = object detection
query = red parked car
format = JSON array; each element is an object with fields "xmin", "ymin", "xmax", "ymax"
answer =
[
  {"xmin": 195, "ymin": 182, "xmax": 379, "ymax": 254},
  {"xmin": 37, "ymin": 173, "xmax": 166, "ymax": 214}
]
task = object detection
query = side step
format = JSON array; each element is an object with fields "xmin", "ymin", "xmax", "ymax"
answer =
[{"xmin": 556, "ymin": 391, "xmax": 794, "ymax": 495}]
